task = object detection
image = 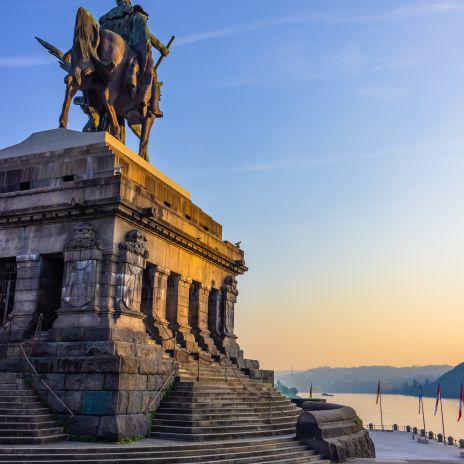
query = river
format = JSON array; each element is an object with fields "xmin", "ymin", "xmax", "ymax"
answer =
[{"xmin": 300, "ymin": 392, "xmax": 464, "ymax": 441}]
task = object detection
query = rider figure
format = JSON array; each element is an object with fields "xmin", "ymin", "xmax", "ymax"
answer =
[{"xmin": 99, "ymin": 0, "xmax": 169, "ymax": 118}]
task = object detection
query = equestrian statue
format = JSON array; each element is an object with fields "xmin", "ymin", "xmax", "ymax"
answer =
[{"xmin": 37, "ymin": 0, "xmax": 174, "ymax": 161}]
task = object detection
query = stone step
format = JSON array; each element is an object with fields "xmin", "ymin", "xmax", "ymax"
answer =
[
  {"xmin": 155, "ymin": 411, "xmax": 297, "ymax": 421},
  {"xmin": 0, "ymin": 408, "xmax": 51, "ymax": 415},
  {"xmin": 0, "ymin": 414, "xmax": 55, "ymax": 423},
  {"xmin": 152, "ymin": 421, "xmax": 296, "ymax": 435},
  {"xmin": 0, "ymin": 452, "xmax": 327, "ymax": 464},
  {"xmin": 0, "ymin": 436, "xmax": 298, "ymax": 455},
  {"xmin": 0, "ymin": 428, "xmax": 64, "ymax": 438},
  {"xmin": 156, "ymin": 405, "xmax": 299, "ymax": 415},
  {"xmin": 151, "ymin": 427, "xmax": 298, "ymax": 441},
  {"xmin": 0, "ymin": 390, "xmax": 37, "ymax": 397},
  {"xmin": 153, "ymin": 416, "xmax": 298, "ymax": 427},
  {"xmin": 0, "ymin": 434, "xmax": 69, "ymax": 445},
  {"xmin": 0, "ymin": 422, "xmax": 58, "ymax": 430}
]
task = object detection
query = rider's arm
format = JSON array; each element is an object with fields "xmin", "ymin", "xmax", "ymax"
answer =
[{"xmin": 149, "ymin": 32, "xmax": 169, "ymax": 57}]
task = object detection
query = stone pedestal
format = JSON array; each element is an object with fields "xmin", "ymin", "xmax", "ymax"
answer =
[
  {"xmin": 0, "ymin": 129, "xmax": 251, "ymax": 440},
  {"xmin": 167, "ymin": 275, "xmax": 198, "ymax": 354}
]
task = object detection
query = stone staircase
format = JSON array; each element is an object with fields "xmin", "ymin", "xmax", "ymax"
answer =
[
  {"xmin": 152, "ymin": 358, "xmax": 304, "ymax": 441},
  {"xmin": 0, "ymin": 436, "xmax": 330, "ymax": 463},
  {"xmin": 0, "ymin": 373, "xmax": 68, "ymax": 445}
]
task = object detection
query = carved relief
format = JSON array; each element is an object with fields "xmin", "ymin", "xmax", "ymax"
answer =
[
  {"xmin": 119, "ymin": 230, "xmax": 149, "ymax": 311},
  {"xmin": 64, "ymin": 223, "xmax": 100, "ymax": 251},
  {"xmin": 119, "ymin": 230, "xmax": 149, "ymax": 258},
  {"xmin": 122, "ymin": 264, "xmax": 143, "ymax": 310},
  {"xmin": 63, "ymin": 260, "xmax": 96, "ymax": 307},
  {"xmin": 223, "ymin": 275, "xmax": 239, "ymax": 297},
  {"xmin": 62, "ymin": 224, "xmax": 101, "ymax": 308},
  {"xmin": 222, "ymin": 276, "xmax": 238, "ymax": 337}
]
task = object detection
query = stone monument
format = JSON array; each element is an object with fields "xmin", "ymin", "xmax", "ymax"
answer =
[{"xmin": 0, "ymin": 127, "xmax": 264, "ymax": 439}]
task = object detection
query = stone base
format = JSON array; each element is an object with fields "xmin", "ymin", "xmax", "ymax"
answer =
[
  {"xmin": 297, "ymin": 402, "xmax": 376, "ymax": 462},
  {"xmin": 1, "ymin": 336, "xmax": 174, "ymax": 441}
]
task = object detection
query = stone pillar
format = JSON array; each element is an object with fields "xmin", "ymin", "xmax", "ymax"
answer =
[
  {"xmin": 53, "ymin": 224, "xmax": 102, "ymax": 331},
  {"xmin": 167, "ymin": 275, "xmax": 198, "ymax": 353},
  {"xmin": 1, "ymin": 254, "xmax": 41, "ymax": 342},
  {"xmin": 210, "ymin": 276, "xmax": 242, "ymax": 361},
  {"xmin": 190, "ymin": 283, "xmax": 218, "ymax": 355},
  {"xmin": 142, "ymin": 265, "xmax": 174, "ymax": 350},
  {"xmin": 114, "ymin": 230, "xmax": 149, "ymax": 333}
]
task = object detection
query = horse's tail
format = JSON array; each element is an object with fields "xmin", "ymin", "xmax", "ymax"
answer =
[{"xmin": 72, "ymin": 7, "xmax": 101, "ymax": 85}]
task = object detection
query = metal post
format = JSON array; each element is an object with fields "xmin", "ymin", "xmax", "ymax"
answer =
[
  {"xmin": 197, "ymin": 355, "xmax": 200, "ymax": 382},
  {"xmin": 173, "ymin": 331, "xmax": 177, "ymax": 360}
]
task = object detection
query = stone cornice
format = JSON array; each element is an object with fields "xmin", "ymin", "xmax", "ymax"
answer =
[{"xmin": 0, "ymin": 198, "xmax": 248, "ymax": 276}]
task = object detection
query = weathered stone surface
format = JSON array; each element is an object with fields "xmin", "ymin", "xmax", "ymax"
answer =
[{"xmin": 297, "ymin": 402, "xmax": 376, "ymax": 462}]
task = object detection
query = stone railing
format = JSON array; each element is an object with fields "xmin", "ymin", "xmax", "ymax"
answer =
[{"xmin": 296, "ymin": 402, "xmax": 375, "ymax": 462}]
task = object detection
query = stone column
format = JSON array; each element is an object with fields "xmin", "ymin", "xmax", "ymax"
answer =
[
  {"xmin": 114, "ymin": 230, "xmax": 149, "ymax": 333},
  {"xmin": 191, "ymin": 283, "xmax": 218, "ymax": 355},
  {"xmin": 143, "ymin": 266, "xmax": 174, "ymax": 350},
  {"xmin": 53, "ymin": 224, "xmax": 102, "ymax": 331},
  {"xmin": 167, "ymin": 275, "xmax": 198, "ymax": 353},
  {"xmin": 0, "ymin": 254, "xmax": 41, "ymax": 342}
]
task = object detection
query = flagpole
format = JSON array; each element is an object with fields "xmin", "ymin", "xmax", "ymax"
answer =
[
  {"xmin": 379, "ymin": 385, "xmax": 384, "ymax": 431},
  {"xmin": 419, "ymin": 385, "xmax": 426, "ymax": 436},
  {"xmin": 421, "ymin": 394, "xmax": 427, "ymax": 436},
  {"xmin": 440, "ymin": 393, "xmax": 446, "ymax": 446}
]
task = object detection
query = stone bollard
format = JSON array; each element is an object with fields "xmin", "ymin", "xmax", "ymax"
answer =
[
  {"xmin": 428, "ymin": 431, "xmax": 434, "ymax": 440},
  {"xmin": 459, "ymin": 439, "xmax": 464, "ymax": 449},
  {"xmin": 406, "ymin": 425, "xmax": 411, "ymax": 433},
  {"xmin": 437, "ymin": 434, "xmax": 443, "ymax": 443},
  {"xmin": 369, "ymin": 423, "xmax": 374, "ymax": 431},
  {"xmin": 420, "ymin": 429, "xmax": 426, "ymax": 437},
  {"xmin": 448, "ymin": 436, "xmax": 454, "ymax": 446},
  {"xmin": 413, "ymin": 427, "xmax": 418, "ymax": 435},
  {"xmin": 393, "ymin": 424, "xmax": 398, "ymax": 431}
]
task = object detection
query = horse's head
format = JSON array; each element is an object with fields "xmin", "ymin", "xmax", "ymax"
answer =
[{"xmin": 72, "ymin": 7, "xmax": 101, "ymax": 85}]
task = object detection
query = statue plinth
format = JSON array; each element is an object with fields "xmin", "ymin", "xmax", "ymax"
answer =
[{"xmin": 0, "ymin": 129, "xmax": 269, "ymax": 440}]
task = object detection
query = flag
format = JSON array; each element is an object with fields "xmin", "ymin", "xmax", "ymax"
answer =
[
  {"xmin": 310, "ymin": 383, "xmax": 313, "ymax": 399},
  {"xmin": 376, "ymin": 381, "xmax": 381, "ymax": 405},
  {"xmin": 434, "ymin": 384, "xmax": 441, "ymax": 416},
  {"xmin": 458, "ymin": 383, "xmax": 463, "ymax": 422},
  {"xmin": 418, "ymin": 384, "xmax": 423, "ymax": 414}
]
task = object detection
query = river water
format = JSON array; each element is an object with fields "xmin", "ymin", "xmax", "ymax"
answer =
[{"xmin": 300, "ymin": 392, "xmax": 464, "ymax": 441}]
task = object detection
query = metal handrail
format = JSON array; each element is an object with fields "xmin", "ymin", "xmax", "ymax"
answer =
[
  {"xmin": 20, "ymin": 342, "xmax": 75, "ymax": 418},
  {"xmin": 144, "ymin": 360, "xmax": 178, "ymax": 413}
]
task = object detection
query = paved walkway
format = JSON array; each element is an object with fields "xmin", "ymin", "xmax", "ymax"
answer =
[{"xmin": 350, "ymin": 430, "xmax": 463, "ymax": 463}]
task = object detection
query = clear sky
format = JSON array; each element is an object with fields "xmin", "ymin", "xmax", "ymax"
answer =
[{"xmin": 1, "ymin": 1, "xmax": 464, "ymax": 371}]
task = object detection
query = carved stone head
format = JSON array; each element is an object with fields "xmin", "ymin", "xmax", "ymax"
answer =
[
  {"xmin": 223, "ymin": 276, "xmax": 239, "ymax": 296},
  {"xmin": 119, "ymin": 229, "xmax": 149, "ymax": 258},
  {"xmin": 65, "ymin": 223, "xmax": 100, "ymax": 251}
]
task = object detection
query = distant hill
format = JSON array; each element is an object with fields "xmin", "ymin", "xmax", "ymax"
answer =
[
  {"xmin": 401, "ymin": 363, "xmax": 464, "ymax": 399},
  {"xmin": 276, "ymin": 365, "xmax": 451, "ymax": 394}
]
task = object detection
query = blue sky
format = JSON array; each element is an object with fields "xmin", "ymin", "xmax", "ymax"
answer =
[{"xmin": 1, "ymin": 1, "xmax": 464, "ymax": 370}]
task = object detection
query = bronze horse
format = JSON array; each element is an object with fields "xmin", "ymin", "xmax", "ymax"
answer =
[{"xmin": 39, "ymin": 7, "xmax": 168, "ymax": 160}]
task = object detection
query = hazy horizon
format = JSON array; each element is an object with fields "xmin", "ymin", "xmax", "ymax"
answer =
[{"xmin": 1, "ymin": 0, "xmax": 463, "ymax": 371}]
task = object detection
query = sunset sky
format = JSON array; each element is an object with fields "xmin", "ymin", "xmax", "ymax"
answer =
[{"xmin": 1, "ymin": 0, "xmax": 464, "ymax": 370}]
